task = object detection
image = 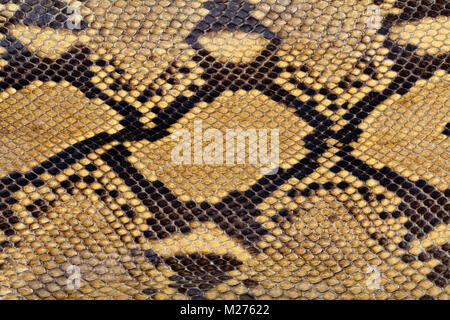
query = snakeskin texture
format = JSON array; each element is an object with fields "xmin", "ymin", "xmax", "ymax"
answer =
[{"xmin": 0, "ymin": 0, "xmax": 448, "ymax": 300}]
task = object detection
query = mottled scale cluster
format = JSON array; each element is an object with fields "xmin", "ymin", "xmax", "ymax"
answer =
[{"xmin": 0, "ymin": 0, "xmax": 448, "ymax": 300}]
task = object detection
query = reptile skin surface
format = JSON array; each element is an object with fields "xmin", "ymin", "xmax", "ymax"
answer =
[{"xmin": 0, "ymin": 0, "xmax": 448, "ymax": 300}]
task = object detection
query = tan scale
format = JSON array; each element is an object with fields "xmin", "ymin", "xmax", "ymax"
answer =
[{"xmin": 128, "ymin": 90, "xmax": 313, "ymax": 204}]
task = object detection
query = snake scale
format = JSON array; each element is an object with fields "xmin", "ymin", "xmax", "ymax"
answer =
[{"xmin": 0, "ymin": 0, "xmax": 448, "ymax": 300}]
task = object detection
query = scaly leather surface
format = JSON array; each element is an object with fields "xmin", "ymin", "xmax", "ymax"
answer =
[{"xmin": 0, "ymin": 0, "xmax": 448, "ymax": 300}]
